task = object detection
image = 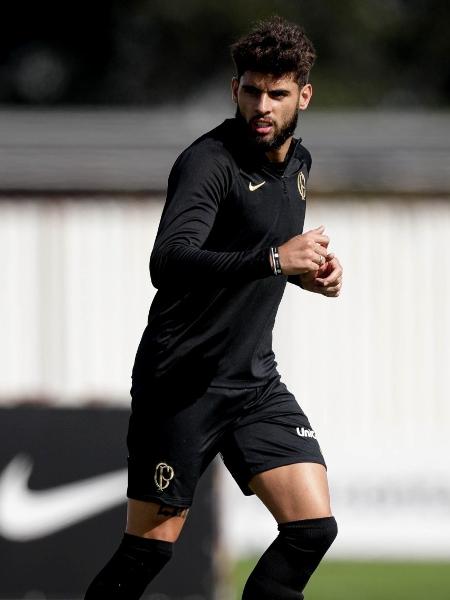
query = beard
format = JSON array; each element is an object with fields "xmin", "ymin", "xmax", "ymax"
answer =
[{"xmin": 235, "ymin": 105, "xmax": 299, "ymax": 152}]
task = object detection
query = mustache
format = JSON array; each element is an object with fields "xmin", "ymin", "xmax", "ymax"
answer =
[
  {"xmin": 250, "ymin": 116, "xmax": 274, "ymax": 124},
  {"xmin": 234, "ymin": 106, "xmax": 299, "ymax": 151}
]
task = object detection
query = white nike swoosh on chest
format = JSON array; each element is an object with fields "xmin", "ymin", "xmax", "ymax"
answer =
[
  {"xmin": 249, "ymin": 181, "xmax": 266, "ymax": 191},
  {"xmin": 0, "ymin": 454, "xmax": 127, "ymax": 541}
]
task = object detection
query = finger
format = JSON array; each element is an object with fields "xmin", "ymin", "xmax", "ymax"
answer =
[
  {"xmin": 322, "ymin": 289, "xmax": 341, "ymax": 297},
  {"xmin": 316, "ymin": 263, "xmax": 342, "ymax": 286},
  {"xmin": 305, "ymin": 261, "xmax": 321, "ymax": 273},
  {"xmin": 307, "ymin": 244, "xmax": 329, "ymax": 265},
  {"xmin": 310, "ymin": 284, "xmax": 337, "ymax": 296},
  {"xmin": 318, "ymin": 264, "xmax": 342, "ymax": 285},
  {"xmin": 312, "ymin": 252, "xmax": 327, "ymax": 267},
  {"xmin": 322, "ymin": 283, "xmax": 342, "ymax": 294},
  {"xmin": 315, "ymin": 243, "xmax": 328, "ymax": 257},
  {"xmin": 317, "ymin": 272, "xmax": 342, "ymax": 287},
  {"xmin": 312, "ymin": 284, "xmax": 340, "ymax": 297},
  {"xmin": 328, "ymin": 255, "xmax": 342, "ymax": 268},
  {"xmin": 303, "ymin": 241, "xmax": 328, "ymax": 268},
  {"xmin": 303, "ymin": 226, "xmax": 325, "ymax": 238},
  {"xmin": 308, "ymin": 233, "xmax": 330, "ymax": 246},
  {"xmin": 304, "ymin": 228, "xmax": 329, "ymax": 241},
  {"xmin": 315, "ymin": 271, "xmax": 342, "ymax": 287}
]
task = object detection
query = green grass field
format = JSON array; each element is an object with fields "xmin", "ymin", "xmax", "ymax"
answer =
[{"xmin": 232, "ymin": 559, "xmax": 450, "ymax": 600}]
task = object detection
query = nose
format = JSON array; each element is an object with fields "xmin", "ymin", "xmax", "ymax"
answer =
[{"xmin": 255, "ymin": 92, "xmax": 271, "ymax": 115}]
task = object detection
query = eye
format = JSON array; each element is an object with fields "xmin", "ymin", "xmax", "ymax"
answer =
[
  {"xmin": 270, "ymin": 91, "xmax": 289, "ymax": 100},
  {"xmin": 242, "ymin": 85, "xmax": 261, "ymax": 97}
]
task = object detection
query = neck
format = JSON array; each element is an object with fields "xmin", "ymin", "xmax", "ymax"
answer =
[{"xmin": 265, "ymin": 136, "xmax": 294, "ymax": 163}]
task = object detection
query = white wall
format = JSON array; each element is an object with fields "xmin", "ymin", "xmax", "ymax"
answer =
[
  {"xmin": 223, "ymin": 196, "xmax": 450, "ymax": 559},
  {"xmin": 1, "ymin": 197, "xmax": 161, "ymax": 403},
  {"xmin": 1, "ymin": 195, "xmax": 450, "ymax": 558}
]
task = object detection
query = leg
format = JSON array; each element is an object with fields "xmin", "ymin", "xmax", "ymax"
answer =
[
  {"xmin": 126, "ymin": 498, "xmax": 189, "ymax": 540},
  {"xmin": 84, "ymin": 499, "xmax": 188, "ymax": 599},
  {"xmin": 218, "ymin": 376, "xmax": 337, "ymax": 598},
  {"xmin": 242, "ymin": 463, "xmax": 337, "ymax": 599},
  {"xmin": 249, "ymin": 462, "xmax": 332, "ymax": 522},
  {"xmin": 91, "ymin": 380, "xmax": 246, "ymax": 600}
]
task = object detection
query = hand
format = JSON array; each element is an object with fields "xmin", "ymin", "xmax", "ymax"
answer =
[
  {"xmin": 277, "ymin": 226, "xmax": 329, "ymax": 276},
  {"xmin": 299, "ymin": 253, "xmax": 343, "ymax": 297}
]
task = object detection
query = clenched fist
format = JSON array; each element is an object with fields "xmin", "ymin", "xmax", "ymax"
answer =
[
  {"xmin": 277, "ymin": 226, "xmax": 329, "ymax": 276},
  {"xmin": 300, "ymin": 252, "xmax": 343, "ymax": 297}
]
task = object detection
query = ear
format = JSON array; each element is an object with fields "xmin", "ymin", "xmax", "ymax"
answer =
[
  {"xmin": 231, "ymin": 77, "xmax": 239, "ymax": 103},
  {"xmin": 298, "ymin": 83, "xmax": 313, "ymax": 111}
]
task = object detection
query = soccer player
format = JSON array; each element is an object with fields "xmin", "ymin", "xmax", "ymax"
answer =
[{"xmin": 84, "ymin": 15, "xmax": 343, "ymax": 600}]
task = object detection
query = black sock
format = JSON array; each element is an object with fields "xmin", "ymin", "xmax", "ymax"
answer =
[
  {"xmin": 242, "ymin": 516, "xmax": 338, "ymax": 600},
  {"xmin": 84, "ymin": 532, "xmax": 173, "ymax": 599}
]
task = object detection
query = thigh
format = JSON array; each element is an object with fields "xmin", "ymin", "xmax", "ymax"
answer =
[
  {"xmin": 249, "ymin": 462, "xmax": 332, "ymax": 523},
  {"xmin": 127, "ymin": 382, "xmax": 248, "ymax": 508},
  {"xmin": 127, "ymin": 401, "xmax": 199, "ymax": 508},
  {"xmin": 126, "ymin": 384, "xmax": 231, "ymax": 542},
  {"xmin": 126, "ymin": 498, "xmax": 189, "ymax": 542},
  {"xmin": 220, "ymin": 376, "xmax": 328, "ymax": 503}
]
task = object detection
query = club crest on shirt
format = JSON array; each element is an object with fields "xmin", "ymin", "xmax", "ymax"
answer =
[
  {"xmin": 154, "ymin": 462, "xmax": 175, "ymax": 491},
  {"xmin": 297, "ymin": 171, "xmax": 307, "ymax": 201}
]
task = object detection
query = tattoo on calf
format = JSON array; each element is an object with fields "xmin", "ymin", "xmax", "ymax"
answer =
[{"xmin": 157, "ymin": 503, "xmax": 189, "ymax": 518}]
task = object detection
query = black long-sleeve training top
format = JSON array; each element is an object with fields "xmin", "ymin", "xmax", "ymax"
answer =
[{"xmin": 131, "ymin": 117, "xmax": 311, "ymax": 391}]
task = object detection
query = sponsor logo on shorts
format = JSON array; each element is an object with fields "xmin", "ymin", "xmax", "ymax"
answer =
[
  {"xmin": 154, "ymin": 462, "xmax": 175, "ymax": 491},
  {"xmin": 296, "ymin": 426, "xmax": 316, "ymax": 439}
]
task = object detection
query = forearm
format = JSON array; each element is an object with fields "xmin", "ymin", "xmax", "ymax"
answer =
[{"xmin": 150, "ymin": 243, "xmax": 273, "ymax": 288}]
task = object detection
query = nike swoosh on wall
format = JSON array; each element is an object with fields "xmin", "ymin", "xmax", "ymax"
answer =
[{"xmin": 0, "ymin": 455, "xmax": 127, "ymax": 541}]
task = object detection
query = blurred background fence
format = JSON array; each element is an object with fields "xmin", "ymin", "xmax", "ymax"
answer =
[{"xmin": 1, "ymin": 107, "xmax": 449, "ymax": 555}]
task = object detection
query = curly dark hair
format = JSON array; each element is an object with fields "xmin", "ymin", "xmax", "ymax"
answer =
[{"xmin": 230, "ymin": 16, "xmax": 316, "ymax": 86}]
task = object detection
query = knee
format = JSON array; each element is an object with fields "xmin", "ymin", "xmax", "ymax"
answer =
[
  {"xmin": 278, "ymin": 516, "xmax": 338, "ymax": 555},
  {"xmin": 84, "ymin": 534, "xmax": 173, "ymax": 599},
  {"xmin": 241, "ymin": 517, "xmax": 338, "ymax": 600}
]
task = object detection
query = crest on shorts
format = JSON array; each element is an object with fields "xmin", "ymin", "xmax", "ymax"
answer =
[
  {"xmin": 154, "ymin": 462, "xmax": 175, "ymax": 491},
  {"xmin": 297, "ymin": 171, "xmax": 306, "ymax": 201}
]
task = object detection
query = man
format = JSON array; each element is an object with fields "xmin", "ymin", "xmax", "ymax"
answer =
[{"xmin": 85, "ymin": 15, "xmax": 342, "ymax": 600}]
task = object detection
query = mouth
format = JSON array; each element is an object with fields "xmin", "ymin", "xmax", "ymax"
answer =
[{"xmin": 250, "ymin": 118, "xmax": 273, "ymax": 136}]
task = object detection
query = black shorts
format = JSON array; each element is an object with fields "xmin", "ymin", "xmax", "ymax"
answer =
[{"xmin": 127, "ymin": 374, "xmax": 326, "ymax": 507}]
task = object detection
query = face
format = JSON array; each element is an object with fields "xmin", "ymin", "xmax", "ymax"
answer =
[{"xmin": 231, "ymin": 71, "xmax": 312, "ymax": 153}]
